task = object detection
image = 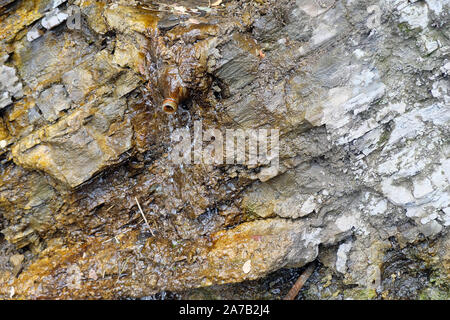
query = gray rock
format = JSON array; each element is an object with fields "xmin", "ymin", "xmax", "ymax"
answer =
[
  {"xmin": 0, "ymin": 65, "xmax": 23, "ymax": 109},
  {"xmin": 36, "ymin": 85, "xmax": 71, "ymax": 121}
]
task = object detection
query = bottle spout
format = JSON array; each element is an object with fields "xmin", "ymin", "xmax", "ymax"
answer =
[
  {"xmin": 162, "ymin": 98, "xmax": 178, "ymax": 114},
  {"xmin": 159, "ymin": 66, "xmax": 189, "ymax": 115}
]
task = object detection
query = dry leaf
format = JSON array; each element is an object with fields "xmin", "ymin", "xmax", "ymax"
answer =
[
  {"xmin": 211, "ymin": 0, "xmax": 222, "ymax": 6},
  {"xmin": 187, "ymin": 18, "xmax": 201, "ymax": 24},
  {"xmin": 197, "ymin": 6, "xmax": 212, "ymax": 12},
  {"xmin": 173, "ymin": 6, "xmax": 187, "ymax": 14}
]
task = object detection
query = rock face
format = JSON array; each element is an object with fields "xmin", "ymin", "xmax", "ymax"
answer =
[
  {"xmin": 0, "ymin": 0, "xmax": 448, "ymax": 299},
  {"xmin": 0, "ymin": 62, "xmax": 22, "ymax": 110}
]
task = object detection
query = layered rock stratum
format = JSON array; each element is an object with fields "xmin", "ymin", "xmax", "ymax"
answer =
[{"xmin": 0, "ymin": 0, "xmax": 448, "ymax": 299}]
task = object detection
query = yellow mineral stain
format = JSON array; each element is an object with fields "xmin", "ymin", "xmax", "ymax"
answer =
[{"xmin": 0, "ymin": 0, "xmax": 47, "ymax": 43}]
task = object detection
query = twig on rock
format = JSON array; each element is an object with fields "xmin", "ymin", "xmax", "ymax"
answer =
[
  {"xmin": 283, "ymin": 261, "xmax": 317, "ymax": 300},
  {"xmin": 135, "ymin": 196, "xmax": 154, "ymax": 236}
]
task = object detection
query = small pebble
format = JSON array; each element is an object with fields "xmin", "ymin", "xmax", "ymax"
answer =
[{"xmin": 243, "ymin": 260, "xmax": 251, "ymax": 274}]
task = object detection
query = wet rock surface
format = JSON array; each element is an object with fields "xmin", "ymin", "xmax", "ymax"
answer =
[{"xmin": 0, "ymin": 0, "xmax": 449, "ymax": 299}]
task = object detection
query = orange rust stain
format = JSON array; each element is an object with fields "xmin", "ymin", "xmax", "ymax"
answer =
[{"xmin": 232, "ymin": 32, "xmax": 261, "ymax": 57}]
